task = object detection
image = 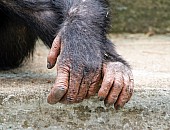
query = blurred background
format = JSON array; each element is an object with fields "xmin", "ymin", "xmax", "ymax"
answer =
[{"xmin": 109, "ymin": 0, "xmax": 170, "ymax": 34}]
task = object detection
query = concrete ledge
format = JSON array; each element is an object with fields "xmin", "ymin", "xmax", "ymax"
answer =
[{"xmin": 0, "ymin": 34, "xmax": 170, "ymax": 129}]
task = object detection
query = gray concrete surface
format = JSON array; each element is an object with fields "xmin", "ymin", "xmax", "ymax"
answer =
[{"xmin": 0, "ymin": 34, "xmax": 170, "ymax": 130}]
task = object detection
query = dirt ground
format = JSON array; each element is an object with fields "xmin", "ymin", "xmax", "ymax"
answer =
[{"xmin": 0, "ymin": 34, "xmax": 170, "ymax": 130}]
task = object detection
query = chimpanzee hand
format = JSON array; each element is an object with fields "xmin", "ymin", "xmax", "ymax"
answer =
[
  {"xmin": 0, "ymin": 0, "xmax": 134, "ymax": 108},
  {"xmin": 47, "ymin": 31, "xmax": 102, "ymax": 104},
  {"xmin": 47, "ymin": 33, "xmax": 134, "ymax": 109},
  {"xmin": 98, "ymin": 62, "xmax": 134, "ymax": 109},
  {"xmin": 46, "ymin": 0, "xmax": 134, "ymax": 109}
]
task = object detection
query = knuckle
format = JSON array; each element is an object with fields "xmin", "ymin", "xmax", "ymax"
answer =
[
  {"xmin": 115, "ymin": 73, "xmax": 122, "ymax": 80},
  {"xmin": 114, "ymin": 81, "xmax": 123, "ymax": 89},
  {"xmin": 84, "ymin": 65, "xmax": 99, "ymax": 75},
  {"xmin": 103, "ymin": 80, "xmax": 113, "ymax": 89},
  {"xmin": 58, "ymin": 65, "xmax": 70, "ymax": 72},
  {"xmin": 123, "ymin": 75, "xmax": 130, "ymax": 84},
  {"xmin": 115, "ymin": 84, "xmax": 122, "ymax": 90}
]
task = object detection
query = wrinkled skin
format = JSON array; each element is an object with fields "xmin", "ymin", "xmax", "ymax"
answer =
[
  {"xmin": 99, "ymin": 62, "xmax": 134, "ymax": 109},
  {"xmin": 47, "ymin": 34, "xmax": 134, "ymax": 110}
]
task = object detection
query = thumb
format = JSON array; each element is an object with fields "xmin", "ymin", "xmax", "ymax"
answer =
[{"xmin": 47, "ymin": 33, "xmax": 61, "ymax": 69}]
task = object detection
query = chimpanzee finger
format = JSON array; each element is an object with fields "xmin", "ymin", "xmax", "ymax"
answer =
[
  {"xmin": 98, "ymin": 64, "xmax": 115, "ymax": 101},
  {"xmin": 114, "ymin": 72, "xmax": 133, "ymax": 110},
  {"xmin": 104, "ymin": 72, "xmax": 123, "ymax": 106},
  {"xmin": 125, "ymin": 67, "xmax": 134, "ymax": 94},
  {"xmin": 74, "ymin": 77, "xmax": 89, "ymax": 103},
  {"xmin": 47, "ymin": 65, "xmax": 69, "ymax": 104},
  {"xmin": 59, "ymin": 71, "xmax": 83, "ymax": 104},
  {"xmin": 61, "ymin": 68, "xmax": 101, "ymax": 103},
  {"xmin": 86, "ymin": 72, "xmax": 101, "ymax": 99},
  {"xmin": 47, "ymin": 34, "xmax": 61, "ymax": 69}
]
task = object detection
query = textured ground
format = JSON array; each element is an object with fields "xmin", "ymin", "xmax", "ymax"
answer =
[{"xmin": 0, "ymin": 34, "xmax": 170, "ymax": 130}]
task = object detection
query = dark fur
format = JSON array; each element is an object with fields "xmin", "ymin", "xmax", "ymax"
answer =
[{"xmin": 0, "ymin": 0, "xmax": 128, "ymax": 70}]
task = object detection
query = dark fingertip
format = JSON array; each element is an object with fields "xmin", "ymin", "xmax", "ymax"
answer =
[
  {"xmin": 47, "ymin": 62, "xmax": 52, "ymax": 69},
  {"xmin": 115, "ymin": 105, "xmax": 122, "ymax": 110},
  {"xmin": 99, "ymin": 97, "xmax": 105, "ymax": 101},
  {"xmin": 47, "ymin": 86, "xmax": 66, "ymax": 104},
  {"xmin": 47, "ymin": 94, "xmax": 57, "ymax": 105}
]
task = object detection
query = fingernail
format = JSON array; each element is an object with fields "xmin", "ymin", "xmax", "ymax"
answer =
[
  {"xmin": 59, "ymin": 86, "xmax": 65, "ymax": 91},
  {"xmin": 99, "ymin": 97, "xmax": 105, "ymax": 101},
  {"xmin": 47, "ymin": 62, "xmax": 52, "ymax": 69}
]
